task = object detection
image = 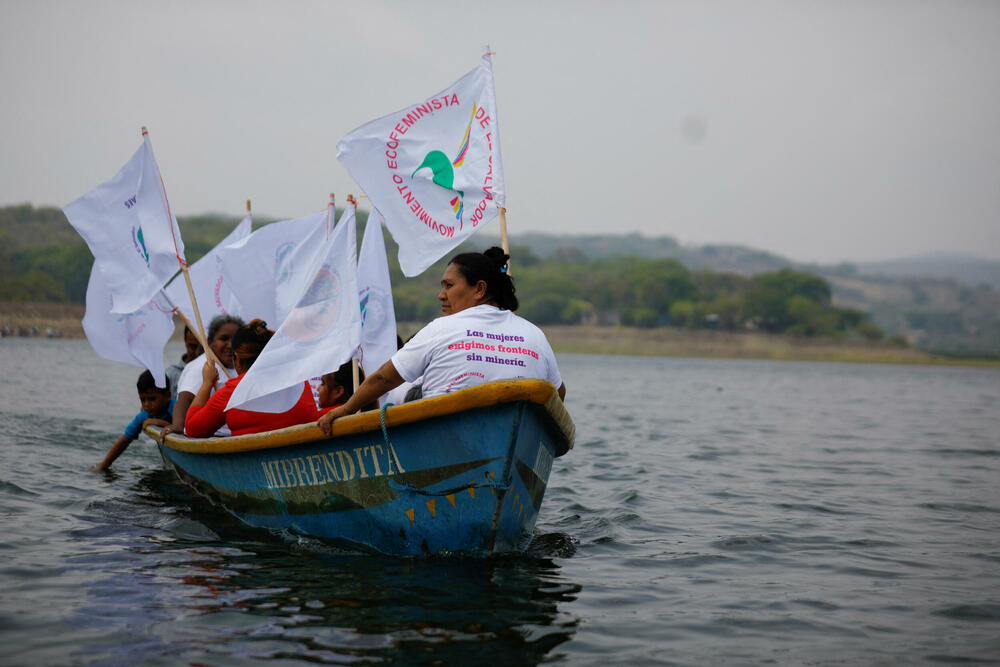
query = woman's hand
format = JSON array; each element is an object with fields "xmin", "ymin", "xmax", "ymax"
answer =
[
  {"xmin": 201, "ymin": 359, "xmax": 218, "ymax": 387},
  {"xmin": 317, "ymin": 405, "xmax": 349, "ymax": 436}
]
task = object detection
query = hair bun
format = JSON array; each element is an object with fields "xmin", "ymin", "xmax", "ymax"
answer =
[
  {"xmin": 483, "ymin": 246, "xmax": 509, "ymax": 271},
  {"xmin": 247, "ymin": 318, "xmax": 271, "ymax": 336}
]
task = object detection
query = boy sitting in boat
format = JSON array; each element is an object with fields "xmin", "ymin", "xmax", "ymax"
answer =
[
  {"xmin": 318, "ymin": 360, "xmax": 377, "ymax": 412},
  {"xmin": 93, "ymin": 370, "xmax": 174, "ymax": 471}
]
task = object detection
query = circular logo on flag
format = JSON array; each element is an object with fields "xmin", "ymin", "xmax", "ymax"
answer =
[{"xmin": 284, "ymin": 268, "xmax": 341, "ymax": 342}]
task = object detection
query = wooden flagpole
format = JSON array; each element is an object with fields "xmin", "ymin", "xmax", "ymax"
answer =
[
  {"xmin": 487, "ymin": 46, "xmax": 511, "ymax": 276},
  {"xmin": 499, "ymin": 206, "xmax": 511, "ymax": 275},
  {"xmin": 346, "ymin": 193, "xmax": 361, "ymax": 393},
  {"xmin": 139, "ymin": 126, "xmax": 229, "ymax": 378},
  {"xmin": 180, "ymin": 262, "xmax": 232, "ymax": 378}
]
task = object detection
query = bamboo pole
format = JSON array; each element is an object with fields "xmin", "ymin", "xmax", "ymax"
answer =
[
  {"xmin": 140, "ymin": 126, "xmax": 229, "ymax": 378},
  {"xmin": 326, "ymin": 193, "xmax": 335, "ymax": 237},
  {"xmin": 348, "ymin": 193, "xmax": 361, "ymax": 393},
  {"xmin": 499, "ymin": 206, "xmax": 511, "ymax": 275},
  {"xmin": 179, "ymin": 265, "xmax": 232, "ymax": 379},
  {"xmin": 157, "ymin": 266, "xmax": 229, "ymax": 379}
]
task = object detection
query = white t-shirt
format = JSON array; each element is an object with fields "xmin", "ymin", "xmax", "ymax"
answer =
[
  {"xmin": 391, "ymin": 305, "xmax": 562, "ymax": 399},
  {"xmin": 176, "ymin": 352, "xmax": 234, "ymax": 436},
  {"xmin": 177, "ymin": 353, "xmax": 232, "ymax": 396}
]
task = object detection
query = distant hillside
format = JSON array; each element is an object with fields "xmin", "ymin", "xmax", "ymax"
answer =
[
  {"xmin": 2, "ymin": 204, "xmax": 997, "ymax": 357},
  {"xmin": 826, "ymin": 274, "xmax": 1000, "ymax": 358},
  {"xmin": 475, "ymin": 231, "xmax": 794, "ymax": 275},
  {"xmin": 852, "ymin": 253, "xmax": 1000, "ymax": 291},
  {"xmin": 484, "ymin": 231, "xmax": 1000, "ymax": 290},
  {"xmin": 457, "ymin": 232, "xmax": 1000, "ymax": 357}
]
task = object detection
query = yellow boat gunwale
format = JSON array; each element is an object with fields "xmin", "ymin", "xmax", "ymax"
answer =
[{"xmin": 149, "ymin": 378, "xmax": 574, "ymax": 456}]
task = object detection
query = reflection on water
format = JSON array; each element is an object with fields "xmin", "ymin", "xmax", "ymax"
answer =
[{"xmin": 67, "ymin": 470, "xmax": 580, "ymax": 664}]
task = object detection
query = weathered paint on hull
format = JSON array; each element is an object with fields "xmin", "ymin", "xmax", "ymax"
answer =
[{"xmin": 156, "ymin": 395, "xmax": 566, "ymax": 555}]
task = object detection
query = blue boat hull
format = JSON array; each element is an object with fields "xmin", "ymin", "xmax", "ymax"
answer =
[{"xmin": 154, "ymin": 380, "xmax": 574, "ymax": 555}]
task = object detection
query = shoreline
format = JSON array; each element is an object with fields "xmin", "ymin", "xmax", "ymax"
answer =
[
  {"xmin": 540, "ymin": 325, "xmax": 998, "ymax": 367},
  {"xmin": 2, "ymin": 302, "xmax": 997, "ymax": 368}
]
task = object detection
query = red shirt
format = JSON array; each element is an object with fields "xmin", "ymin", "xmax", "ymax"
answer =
[{"xmin": 185, "ymin": 374, "xmax": 322, "ymax": 438}]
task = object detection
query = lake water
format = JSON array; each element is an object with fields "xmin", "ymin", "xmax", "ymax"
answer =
[{"xmin": 1, "ymin": 338, "xmax": 998, "ymax": 665}]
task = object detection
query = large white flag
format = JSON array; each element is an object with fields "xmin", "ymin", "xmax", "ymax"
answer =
[
  {"xmin": 338, "ymin": 51, "xmax": 505, "ymax": 276},
  {"xmin": 164, "ymin": 213, "xmax": 252, "ymax": 325},
  {"xmin": 227, "ymin": 204, "xmax": 361, "ymax": 411},
  {"xmin": 64, "ymin": 131, "xmax": 185, "ymax": 314},
  {"xmin": 357, "ymin": 209, "xmax": 398, "ymax": 395},
  {"xmin": 216, "ymin": 209, "xmax": 329, "ymax": 326},
  {"xmin": 82, "ymin": 266, "xmax": 176, "ymax": 388}
]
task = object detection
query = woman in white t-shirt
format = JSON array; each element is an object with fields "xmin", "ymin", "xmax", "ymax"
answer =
[
  {"xmin": 158, "ymin": 314, "xmax": 244, "ymax": 440},
  {"xmin": 318, "ymin": 247, "xmax": 565, "ymax": 435}
]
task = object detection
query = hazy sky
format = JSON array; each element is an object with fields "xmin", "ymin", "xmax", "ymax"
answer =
[{"xmin": 2, "ymin": 0, "xmax": 998, "ymax": 263}]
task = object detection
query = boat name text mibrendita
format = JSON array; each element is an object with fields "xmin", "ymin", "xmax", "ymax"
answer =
[{"xmin": 261, "ymin": 442, "xmax": 407, "ymax": 490}]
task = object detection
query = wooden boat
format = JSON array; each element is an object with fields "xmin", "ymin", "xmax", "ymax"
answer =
[{"xmin": 150, "ymin": 379, "xmax": 574, "ymax": 555}]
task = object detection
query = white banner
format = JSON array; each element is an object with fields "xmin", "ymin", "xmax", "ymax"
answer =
[
  {"xmin": 338, "ymin": 51, "xmax": 505, "ymax": 276},
  {"xmin": 82, "ymin": 266, "xmax": 175, "ymax": 388},
  {"xmin": 227, "ymin": 205, "xmax": 361, "ymax": 411},
  {"xmin": 357, "ymin": 209, "xmax": 398, "ymax": 402},
  {"xmin": 63, "ymin": 131, "xmax": 185, "ymax": 313},
  {"xmin": 216, "ymin": 209, "xmax": 329, "ymax": 327},
  {"xmin": 164, "ymin": 213, "xmax": 252, "ymax": 326}
]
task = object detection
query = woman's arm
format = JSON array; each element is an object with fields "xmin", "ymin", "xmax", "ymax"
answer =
[
  {"xmin": 182, "ymin": 361, "xmax": 225, "ymax": 438},
  {"xmin": 185, "ymin": 383, "xmax": 232, "ymax": 438},
  {"xmin": 191, "ymin": 360, "xmax": 219, "ymax": 408},
  {"xmin": 317, "ymin": 360, "xmax": 404, "ymax": 435}
]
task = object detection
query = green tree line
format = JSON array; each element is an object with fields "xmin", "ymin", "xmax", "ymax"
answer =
[
  {"xmin": 2, "ymin": 204, "xmax": 884, "ymax": 341},
  {"xmin": 392, "ymin": 248, "xmax": 886, "ymax": 340}
]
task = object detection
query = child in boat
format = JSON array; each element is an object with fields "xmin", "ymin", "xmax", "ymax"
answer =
[
  {"xmin": 318, "ymin": 360, "xmax": 377, "ymax": 412},
  {"xmin": 93, "ymin": 370, "xmax": 174, "ymax": 471},
  {"xmin": 164, "ymin": 325, "xmax": 203, "ymax": 400},
  {"xmin": 185, "ymin": 319, "xmax": 322, "ymax": 437}
]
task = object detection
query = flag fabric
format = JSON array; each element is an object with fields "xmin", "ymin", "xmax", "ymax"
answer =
[
  {"xmin": 357, "ymin": 209, "xmax": 398, "ymax": 403},
  {"xmin": 82, "ymin": 266, "xmax": 176, "ymax": 388},
  {"xmin": 337, "ymin": 51, "xmax": 505, "ymax": 276},
  {"xmin": 164, "ymin": 213, "xmax": 252, "ymax": 325},
  {"xmin": 227, "ymin": 204, "xmax": 361, "ymax": 411},
  {"xmin": 63, "ymin": 131, "xmax": 185, "ymax": 314},
  {"xmin": 216, "ymin": 209, "xmax": 328, "ymax": 326}
]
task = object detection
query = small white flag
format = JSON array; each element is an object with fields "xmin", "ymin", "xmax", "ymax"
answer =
[
  {"xmin": 63, "ymin": 131, "xmax": 185, "ymax": 313},
  {"xmin": 82, "ymin": 266, "xmax": 176, "ymax": 388},
  {"xmin": 338, "ymin": 50, "xmax": 505, "ymax": 276},
  {"xmin": 357, "ymin": 209, "xmax": 398, "ymax": 402},
  {"xmin": 164, "ymin": 213, "xmax": 252, "ymax": 325},
  {"xmin": 227, "ymin": 204, "xmax": 361, "ymax": 411},
  {"xmin": 216, "ymin": 209, "xmax": 328, "ymax": 326}
]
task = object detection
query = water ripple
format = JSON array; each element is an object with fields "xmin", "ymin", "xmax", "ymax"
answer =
[{"xmin": 2, "ymin": 346, "xmax": 1000, "ymax": 664}]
